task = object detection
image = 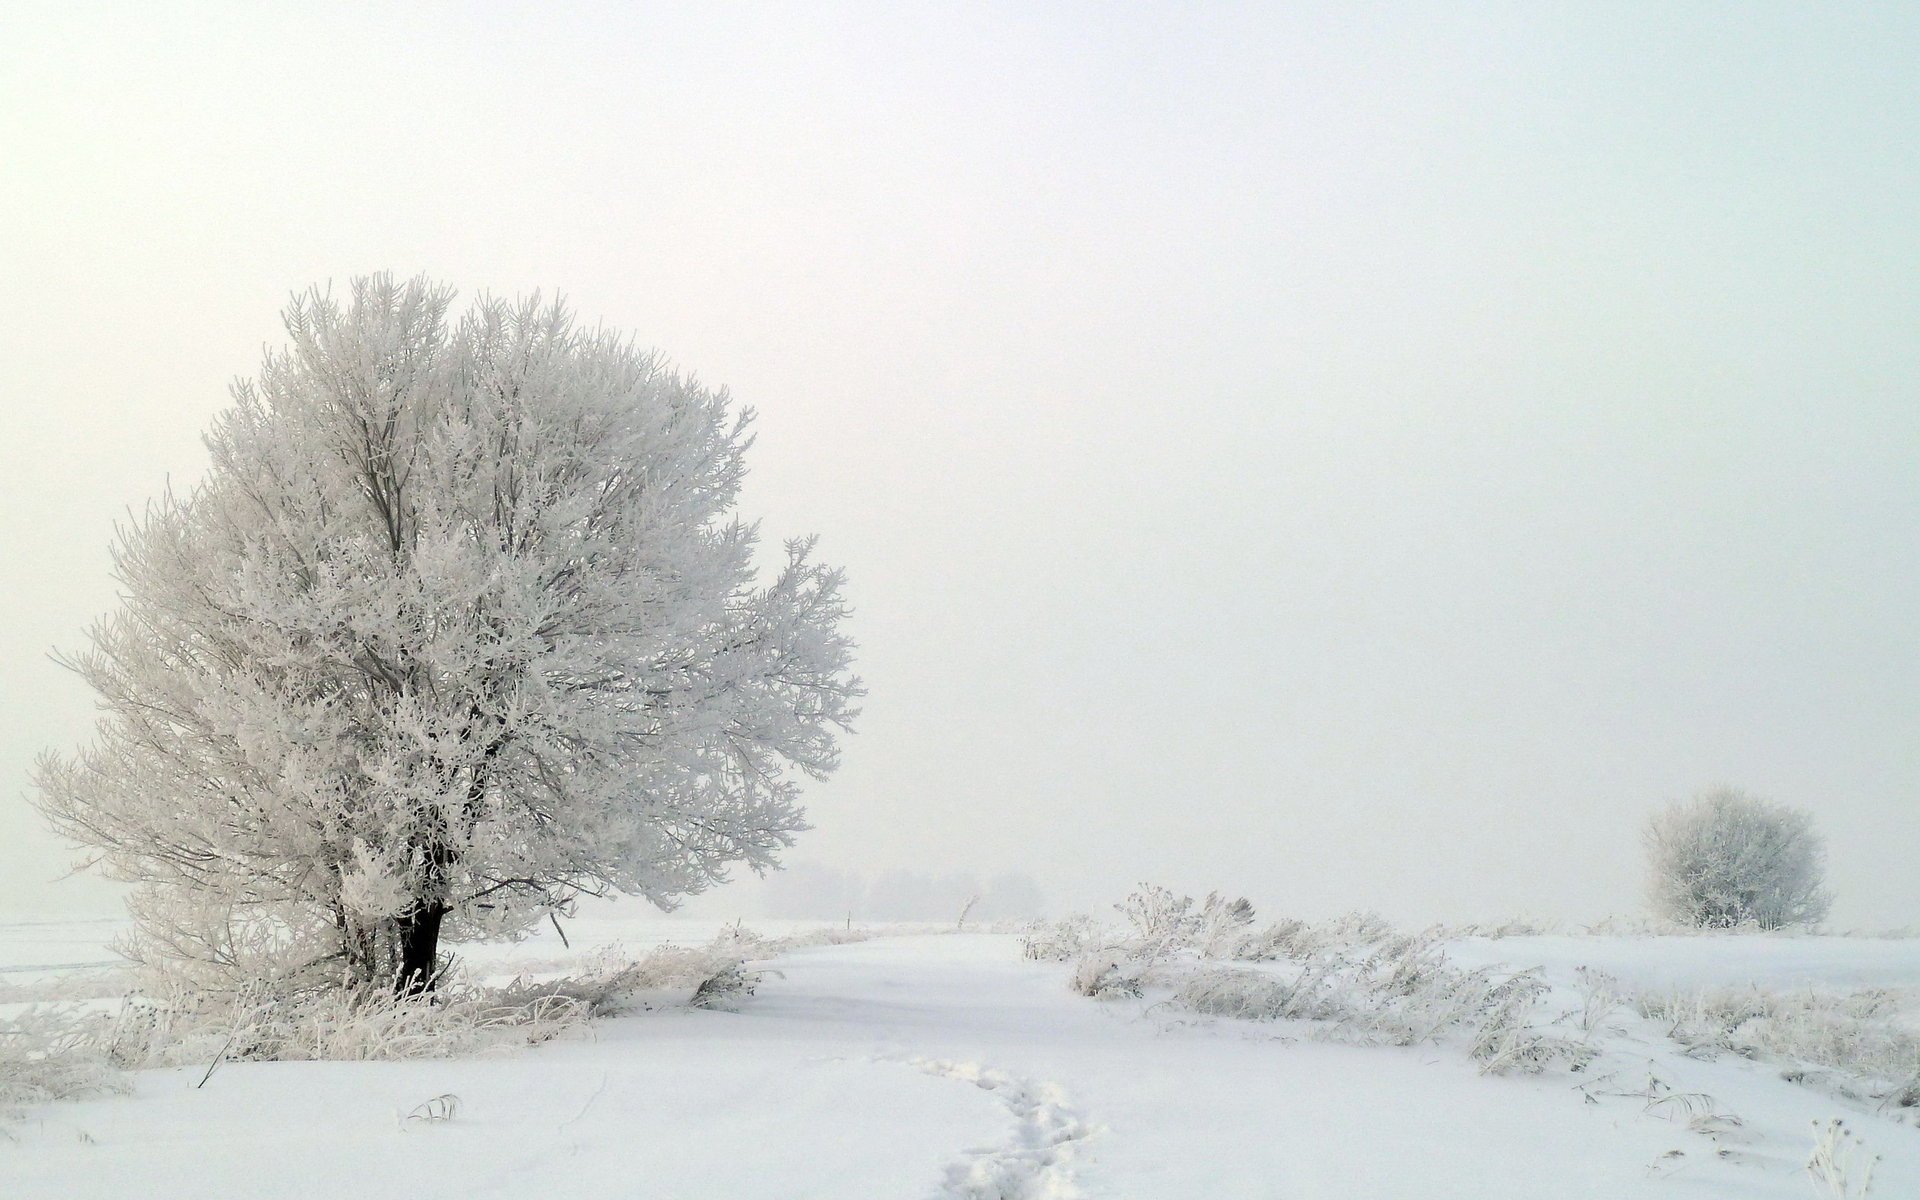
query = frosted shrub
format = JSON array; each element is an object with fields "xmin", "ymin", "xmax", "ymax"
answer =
[{"xmin": 1645, "ymin": 787, "xmax": 1831, "ymax": 929}]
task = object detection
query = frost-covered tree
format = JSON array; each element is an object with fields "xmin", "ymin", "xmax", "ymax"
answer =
[
  {"xmin": 36, "ymin": 275, "xmax": 860, "ymax": 994},
  {"xmin": 1644, "ymin": 787, "xmax": 1831, "ymax": 929}
]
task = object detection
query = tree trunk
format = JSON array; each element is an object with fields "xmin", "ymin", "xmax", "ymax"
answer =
[{"xmin": 396, "ymin": 903, "xmax": 447, "ymax": 996}]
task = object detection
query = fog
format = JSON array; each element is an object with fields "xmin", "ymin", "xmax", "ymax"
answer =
[{"xmin": 3, "ymin": 3, "xmax": 1916, "ymax": 926}]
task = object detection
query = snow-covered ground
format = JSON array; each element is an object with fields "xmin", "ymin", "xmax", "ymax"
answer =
[{"xmin": 3, "ymin": 916, "xmax": 1917, "ymax": 1198}]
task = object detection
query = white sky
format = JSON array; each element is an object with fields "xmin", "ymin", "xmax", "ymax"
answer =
[{"xmin": 3, "ymin": 2, "xmax": 1917, "ymax": 924}]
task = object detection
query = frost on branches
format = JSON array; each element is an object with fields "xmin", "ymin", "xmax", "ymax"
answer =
[
  {"xmin": 1644, "ymin": 787, "xmax": 1831, "ymax": 930},
  {"xmin": 35, "ymin": 275, "xmax": 861, "ymax": 995}
]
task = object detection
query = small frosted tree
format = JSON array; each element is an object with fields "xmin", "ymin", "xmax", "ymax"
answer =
[
  {"xmin": 1644, "ymin": 787, "xmax": 1831, "ymax": 929},
  {"xmin": 36, "ymin": 275, "xmax": 860, "ymax": 994}
]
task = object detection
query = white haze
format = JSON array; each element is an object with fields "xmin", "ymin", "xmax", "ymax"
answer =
[{"xmin": 2, "ymin": 3, "xmax": 1916, "ymax": 926}]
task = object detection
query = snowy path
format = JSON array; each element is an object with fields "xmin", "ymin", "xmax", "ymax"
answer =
[{"xmin": 5, "ymin": 934, "xmax": 1917, "ymax": 1198}]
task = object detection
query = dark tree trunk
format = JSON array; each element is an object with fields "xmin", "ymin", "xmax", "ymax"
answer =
[
  {"xmin": 396, "ymin": 903, "xmax": 447, "ymax": 996},
  {"xmin": 390, "ymin": 711, "xmax": 498, "ymax": 997}
]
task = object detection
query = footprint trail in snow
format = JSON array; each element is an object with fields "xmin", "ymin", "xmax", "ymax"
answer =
[{"xmin": 899, "ymin": 1057, "xmax": 1099, "ymax": 1200}]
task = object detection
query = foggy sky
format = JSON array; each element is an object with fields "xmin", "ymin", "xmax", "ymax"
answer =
[{"xmin": 4, "ymin": 2, "xmax": 1916, "ymax": 925}]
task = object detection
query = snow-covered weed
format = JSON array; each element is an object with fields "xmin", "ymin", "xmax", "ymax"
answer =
[
  {"xmin": 400, "ymin": 1093, "xmax": 461, "ymax": 1127},
  {"xmin": 124, "ymin": 924, "xmax": 865, "ymax": 1065},
  {"xmin": 1806, "ymin": 1118, "xmax": 1879, "ymax": 1197},
  {"xmin": 0, "ymin": 1008, "xmax": 124, "ymax": 1118},
  {"xmin": 1107, "ymin": 885, "xmax": 1262, "ymax": 963},
  {"xmin": 3, "ymin": 922, "xmax": 884, "ymax": 1123},
  {"xmin": 503, "ymin": 938, "xmax": 784, "ymax": 1010},
  {"xmin": 1465, "ymin": 972, "xmax": 1592, "ymax": 1074},
  {"xmin": 1112, "ymin": 885, "xmax": 1204, "ymax": 964},
  {"xmin": 690, "ymin": 964, "xmax": 781, "ymax": 1011},
  {"xmin": 1022, "ymin": 914, "xmax": 1106, "ymax": 963},
  {"xmin": 1633, "ymin": 984, "xmax": 1920, "ymax": 1121},
  {"xmin": 98, "ymin": 978, "xmax": 589, "ymax": 1071},
  {"xmin": 1069, "ymin": 954, "xmax": 1144, "ymax": 999},
  {"xmin": 1037, "ymin": 889, "xmax": 1591, "ymax": 1075},
  {"xmin": 1573, "ymin": 967, "xmax": 1627, "ymax": 1041},
  {"xmin": 1222, "ymin": 917, "xmax": 1314, "ymax": 962},
  {"xmin": 1440, "ymin": 916, "xmax": 1561, "ymax": 939},
  {"xmin": 1174, "ymin": 967, "xmax": 1330, "ymax": 1023},
  {"xmin": 1191, "ymin": 894, "xmax": 1258, "ymax": 959}
]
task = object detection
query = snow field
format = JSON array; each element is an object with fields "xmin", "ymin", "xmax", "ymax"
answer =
[{"xmin": 2, "ymin": 917, "xmax": 1917, "ymax": 1197}]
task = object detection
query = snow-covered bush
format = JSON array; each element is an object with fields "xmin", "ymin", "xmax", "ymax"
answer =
[
  {"xmin": 1644, "ymin": 787, "xmax": 1831, "ymax": 930},
  {"xmin": 36, "ymin": 274, "xmax": 861, "ymax": 996}
]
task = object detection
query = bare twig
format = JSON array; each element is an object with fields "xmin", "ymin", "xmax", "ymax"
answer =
[{"xmin": 195, "ymin": 1029, "xmax": 239, "ymax": 1089}]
